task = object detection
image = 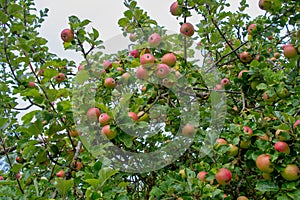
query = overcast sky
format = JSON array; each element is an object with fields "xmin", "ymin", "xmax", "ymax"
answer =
[{"xmin": 34, "ymin": 0, "xmax": 263, "ymax": 64}]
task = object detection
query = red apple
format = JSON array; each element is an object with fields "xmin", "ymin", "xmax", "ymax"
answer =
[
  {"xmin": 197, "ymin": 171, "xmax": 208, "ymax": 182},
  {"xmin": 28, "ymin": 81, "xmax": 35, "ymax": 88},
  {"xmin": 215, "ymin": 168, "xmax": 232, "ymax": 186},
  {"xmin": 156, "ymin": 64, "xmax": 170, "ymax": 78},
  {"xmin": 238, "ymin": 70, "xmax": 249, "ymax": 79},
  {"xmin": 129, "ymin": 50, "xmax": 139, "ymax": 58},
  {"xmin": 283, "ymin": 44, "xmax": 297, "ymax": 58},
  {"xmin": 274, "ymin": 52, "xmax": 280, "ymax": 58},
  {"xmin": 148, "ymin": 33, "xmax": 161, "ymax": 48},
  {"xmin": 220, "ymin": 78, "xmax": 230, "ymax": 86},
  {"xmin": 294, "ymin": 120, "xmax": 300, "ymax": 129},
  {"xmin": 101, "ymin": 125, "xmax": 117, "ymax": 139},
  {"xmin": 262, "ymin": 92, "xmax": 277, "ymax": 102},
  {"xmin": 128, "ymin": 112, "xmax": 138, "ymax": 122},
  {"xmin": 16, "ymin": 172, "xmax": 21, "ymax": 180},
  {"xmin": 140, "ymin": 53, "xmax": 155, "ymax": 67},
  {"xmin": 182, "ymin": 124, "xmax": 195, "ymax": 136},
  {"xmin": 122, "ymin": 72, "xmax": 131, "ymax": 80},
  {"xmin": 55, "ymin": 73, "xmax": 66, "ymax": 83},
  {"xmin": 239, "ymin": 51, "xmax": 252, "ymax": 63},
  {"xmin": 103, "ymin": 60, "xmax": 112, "ymax": 69},
  {"xmin": 86, "ymin": 107, "xmax": 100, "ymax": 121},
  {"xmin": 78, "ymin": 65, "xmax": 85, "ymax": 71},
  {"xmin": 136, "ymin": 66, "xmax": 148, "ymax": 80},
  {"xmin": 16, "ymin": 156, "xmax": 22, "ymax": 163},
  {"xmin": 259, "ymin": 0, "xmax": 271, "ymax": 11},
  {"xmin": 75, "ymin": 162, "xmax": 83, "ymax": 171},
  {"xmin": 60, "ymin": 28, "xmax": 74, "ymax": 42},
  {"xmin": 180, "ymin": 23, "xmax": 194, "ymax": 37},
  {"xmin": 243, "ymin": 126, "xmax": 253, "ymax": 135},
  {"xmin": 274, "ymin": 141, "xmax": 290, "ymax": 154},
  {"xmin": 99, "ymin": 113, "xmax": 111, "ymax": 125},
  {"xmin": 237, "ymin": 196, "xmax": 249, "ymax": 200},
  {"xmin": 104, "ymin": 77, "xmax": 116, "ymax": 89},
  {"xmin": 281, "ymin": 164, "xmax": 299, "ymax": 181},
  {"xmin": 56, "ymin": 170, "xmax": 65, "ymax": 178},
  {"xmin": 170, "ymin": 1, "xmax": 182, "ymax": 16},
  {"xmin": 214, "ymin": 84, "xmax": 223, "ymax": 91},
  {"xmin": 256, "ymin": 154, "xmax": 274, "ymax": 173},
  {"xmin": 0, "ymin": 176, "xmax": 3, "ymax": 180},
  {"xmin": 162, "ymin": 53, "xmax": 177, "ymax": 67},
  {"xmin": 247, "ymin": 24, "xmax": 257, "ymax": 34}
]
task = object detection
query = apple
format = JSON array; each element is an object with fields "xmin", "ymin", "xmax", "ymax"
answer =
[
  {"xmin": 197, "ymin": 171, "xmax": 208, "ymax": 182},
  {"xmin": 101, "ymin": 125, "xmax": 117, "ymax": 139},
  {"xmin": 259, "ymin": 0, "xmax": 271, "ymax": 11},
  {"xmin": 214, "ymin": 84, "xmax": 223, "ymax": 91},
  {"xmin": 239, "ymin": 51, "xmax": 252, "ymax": 63},
  {"xmin": 237, "ymin": 196, "xmax": 249, "ymax": 200},
  {"xmin": 170, "ymin": 1, "xmax": 182, "ymax": 16},
  {"xmin": 75, "ymin": 162, "xmax": 83, "ymax": 171},
  {"xmin": 156, "ymin": 64, "xmax": 170, "ymax": 78},
  {"xmin": 0, "ymin": 176, "xmax": 3, "ymax": 180},
  {"xmin": 56, "ymin": 170, "xmax": 65, "ymax": 178},
  {"xmin": 220, "ymin": 78, "xmax": 230, "ymax": 86},
  {"xmin": 99, "ymin": 113, "xmax": 111, "ymax": 125},
  {"xmin": 215, "ymin": 168, "xmax": 232, "ymax": 186},
  {"xmin": 129, "ymin": 33, "xmax": 137, "ymax": 42},
  {"xmin": 103, "ymin": 60, "xmax": 112, "ymax": 69},
  {"xmin": 55, "ymin": 73, "xmax": 66, "ymax": 83},
  {"xmin": 148, "ymin": 33, "xmax": 161, "ymax": 48},
  {"xmin": 140, "ymin": 53, "xmax": 155, "ymax": 67},
  {"xmin": 136, "ymin": 66, "xmax": 148, "ymax": 80},
  {"xmin": 69, "ymin": 129, "xmax": 80, "ymax": 137},
  {"xmin": 60, "ymin": 28, "xmax": 74, "ymax": 42},
  {"xmin": 182, "ymin": 124, "xmax": 195, "ymax": 136},
  {"xmin": 38, "ymin": 68, "xmax": 45, "ymax": 76},
  {"xmin": 122, "ymin": 72, "xmax": 131, "ymax": 80},
  {"xmin": 275, "ymin": 129, "xmax": 290, "ymax": 141},
  {"xmin": 281, "ymin": 164, "xmax": 299, "ymax": 181},
  {"xmin": 86, "ymin": 107, "xmax": 100, "ymax": 121},
  {"xmin": 228, "ymin": 144, "xmax": 239, "ymax": 156},
  {"xmin": 283, "ymin": 44, "xmax": 297, "ymax": 58},
  {"xmin": 16, "ymin": 172, "xmax": 21, "ymax": 180},
  {"xmin": 128, "ymin": 112, "xmax": 138, "ymax": 122},
  {"xmin": 129, "ymin": 50, "xmax": 139, "ymax": 58},
  {"xmin": 262, "ymin": 92, "xmax": 277, "ymax": 102},
  {"xmin": 16, "ymin": 156, "xmax": 23, "ymax": 163},
  {"xmin": 262, "ymin": 172, "xmax": 272, "ymax": 180},
  {"xmin": 104, "ymin": 77, "xmax": 116, "ymax": 89},
  {"xmin": 276, "ymin": 87, "xmax": 289, "ymax": 99},
  {"xmin": 28, "ymin": 81, "xmax": 35, "ymax": 88},
  {"xmin": 274, "ymin": 52, "xmax": 280, "ymax": 58},
  {"xmin": 247, "ymin": 24, "xmax": 257, "ymax": 34},
  {"xmin": 162, "ymin": 53, "xmax": 176, "ymax": 67},
  {"xmin": 78, "ymin": 65, "xmax": 85, "ymax": 71},
  {"xmin": 238, "ymin": 70, "xmax": 249, "ymax": 79},
  {"xmin": 243, "ymin": 126, "xmax": 253, "ymax": 135},
  {"xmin": 180, "ymin": 23, "xmax": 194, "ymax": 37},
  {"xmin": 274, "ymin": 141, "xmax": 290, "ymax": 154},
  {"xmin": 256, "ymin": 154, "xmax": 274, "ymax": 173},
  {"xmin": 294, "ymin": 120, "xmax": 300, "ymax": 129},
  {"xmin": 162, "ymin": 78, "xmax": 174, "ymax": 88},
  {"xmin": 240, "ymin": 139, "xmax": 251, "ymax": 149},
  {"xmin": 179, "ymin": 169, "xmax": 186, "ymax": 178},
  {"xmin": 258, "ymin": 133, "xmax": 269, "ymax": 141}
]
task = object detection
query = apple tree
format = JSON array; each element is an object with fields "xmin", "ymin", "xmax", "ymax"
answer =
[{"xmin": 0, "ymin": 0, "xmax": 300, "ymax": 199}]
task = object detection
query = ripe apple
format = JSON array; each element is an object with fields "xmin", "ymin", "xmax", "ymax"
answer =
[
  {"xmin": 215, "ymin": 168, "xmax": 232, "ymax": 186},
  {"xmin": 128, "ymin": 112, "xmax": 138, "ymax": 122},
  {"xmin": 99, "ymin": 113, "xmax": 111, "ymax": 125},
  {"xmin": 259, "ymin": 0, "xmax": 271, "ymax": 10},
  {"xmin": 220, "ymin": 78, "xmax": 230, "ymax": 86},
  {"xmin": 182, "ymin": 124, "xmax": 195, "ymax": 136},
  {"xmin": 129, "ymin": 50, "xmax": 139, "ymax": 58},
  {"xmin": 247, "ymin": 24, "xmax": 257, "ymax": 34},
  {"xmin": 256, "ymin": 154, "xmax": 274, "ymax": 173},
  {"xmin": 103, "ymin": 60, "xmax": 112, "ymax": 69},
  {"xmin": 238, "ymin": 70, "xmax": 249, "ymax": 79},
  {"xmin": 16, "ymin": 172, "xmax": 21, "ymax": 180},
  {"xmin": 239, "ymin": 51, "xmax": 252, "ymax": 63},
  {"xmin": 60, "ymin": 28, "xmax": 74, "ymax": 42},
  {"xmin": 281, "ymin": 164, "xmax": 299, "ymax": 181},
  {"xmin": 162, "ymin": 53, "xmax": 176, "ymax": 67},
  {"xmin": 16, "ymin": 156, "xmax": 23, "ymax": 163},
  {"xmin": 101, "ymin": 125, "xmax": 117, "ymax": 139},
  {"xmin": 274, "ymin": 52, "xmax": 280, "ymax": 58},
  {"xmin": 86, "ymin": 107, "xmax": 100, "ymax": 121},
  {"xmin": 215, "ymin": 138, "xmax": 227, "ymax": 149},
  {"xmin": 0, "ymin": 176, "xmax": 3, "ymax": 180},
  {"xmin": 237, "ymin": 196, "xmax": 249, "ymax": 200},
  {"xmin": 228, "ymin": 144, "xmax": 239, "ymax": 156},
  {"xmin": 78, "ymin": 65, "xmax": 85, "ymax": 71},
  {"xmin": 283, "ymin": 44, "xmax": 297, "ymax": 58},
  {"xmin": 140, "ymin": 53, "xmax": 155, "ymax": 67},
  {"xmin": 294, "ymin": 120, "xmax": 300, "ymax": 129},
  {"xmin": 156, "ymin": 64, "xmax": 170, "ymax": 78},
  {"xmin": 274, "ymin": 141, "xmax": 290, "ymax": 154},
  {"xmin": 69, "ymin": 129, "xmax": 80, "ymax": 137},
  {"xmin": 180, "ymin": 23, "xmax": 194, "ymax": 37},
  {"xmin": 104, "ymin": 77, "xmax": 116, "ymax": 89},
  {"xmin": 28, "ymin": 81, "xmax": 35, "ymax": 88},
  {"xmin": 243, "ymin": 126, "xmax": 253, "ymax": 135},
  {"xmin": 148, "ymin": 33, "xmax": 161, "ymax": 48},
  {"xmin": 214, "ymin": 84, "xmax": 223, "ymax": 91},
  {"xmin": 197, "ymin": 171, "xmax": 208, "ymax": 182},
  {"xmin": 55, "ymin": 73, "xmax": 66, "ymax": 83},
  {"xmin": 170, "ymin": 1, "xmax": 182, "ymax": 16},
  {"xmin": 129, "ymin": 33, "xmax": 137, "ymax": 42},
  {"xmin": 179, "ymin": 169, "xmax": 186, "ymax": 178},
  {"xmin": 122, "ymin": 72, "xmax": 131, "ymax": 80},
  {"xmin": 56, "ymin": 170, "xmax": 65, "ymax": 178},
  {"xmin": 136, "ymin": 66, "xmax": 148, "ymax": 80}
]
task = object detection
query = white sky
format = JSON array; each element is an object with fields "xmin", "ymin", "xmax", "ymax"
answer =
[{"xmin": 34, "ymin": 0, "xmax": 263, "ymax": 65}]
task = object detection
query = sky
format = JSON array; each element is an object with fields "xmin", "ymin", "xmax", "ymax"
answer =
[{"xmin": 34, "ymin": 0, "xmax": 264, "ymax": 65}]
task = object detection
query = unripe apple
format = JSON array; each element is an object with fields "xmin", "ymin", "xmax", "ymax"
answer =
[
  {"xmin": 104, "ymin": 77, "xmax": 116, "ymax": 89},
  {"xmin": 162, "ymin": 53, "xmax": 177, "ymax": 67},
  {"xmin": 197, "ymin": 171, "xmax": 208, "ymax": 182},
  {"xmin": 262, "ymin": 172, "xmax": 272, "ymax": 180},
  {"xmin": 60, "ymin": 28, "xmax": 74, "ymax": 42},
  {"xmin": 136, "ymin": 66, "xmax": 148, "ymax": 80},
  {"xmin": 180, "ymin": 23, "xmax": 194, "ymax": 37},
  {"xmin": 128, "ymin": 112, "xmax": 138, "ymax": 122},
  {"xmin": 140, "ymin": 53, "xmax": 155, "ymax": 67},
  {"xmin": 156, "ymin": 64, "xmax": 170, "ymax": 78},
  {"xmin": 239, "ymin": 51, "xmax": 252, "ymax": 63},
  {"xmin": 220, "ymin": 78, "xmax": 230, "ymax": 86},
  {"xmin": 256, "ymin": 154, "xmax": 274, "ymax": 173},
  {"xmin": 56, "ymin": 170, "xmax": 65, "ymax": 178},
  {"xmin": 294, "ymin": 120, "xmax": 300, "ymax": 129},
  {"xmin": 129, "ymin": 50, "xmax": 139, "ymax": 58},
  {"xmin": 55, "ymin": 73, "xmax": 66, "ymax": 83},
  {"xmin": 103, "ymin": 60, "xmax": 112, "ymax": 69},
  {"xmin": 281, "ymin": 164, "xmax": 299, "ymax": 181},
  {"xmin": 247, "ymin": 24, "xmax": 257, "ymax": 34},
  {"xmin": 259, "ymin": 0, "xmax": 271, "ymax": 11},
  {"xmin": 262, "ymin": 92, "xmax": 277, "ymax": 102},
  {"xmin": 179, "ymin": 169, "xmax": 186, "ymax": 178},
  {"xmin": 86, "ymin": 107, "xmax": 100, "ymax": 121},
  {"xmin": 215, "ymin": 168, "xmax": 232, "ymax": 186},
  {"xmin": 170, "ymin": 2, "xmax": 182, "ymax": 16},
  {"xmin": 283, "ymin": 44, "xmax": 297, "ymax": 58},
  {"xmin": 99, "ymin": 113, "xmax": 111, "ymax": 125},
  {"xmin": 129, "ymin": 33, "xmax": 137, "ymax": 42},
  {"xmin": 237, "ymin": 196, "xmax": 249, "ymax": 200},
  {"xmin": 101, "ymin": 125, "xmax": 117, "ymax": 139},
  {"xmin": 240, "ymin": 139, "xmax": 251, "ymax": 149},
  {"xmin": 182, "ymin": 124, "xmax": 195, "ymax": 136},
  {"xmin": 228, "ymin": 144, "xmax": 239, "ymax": 156},
  {"xmin": 238, "ymin": 70, "xmax": 249, "ymax": 79},
  {"xmin": 276, "ymin": 87, "xmax": 289, "ymax": 99},
  {"xmin": 274, "ymin": 141, "xmax": 290, "ymax": 154},
  {"xmin": 28, "ymin": 81, "xmax": 35, "ymax": 88},
  {"xmin": 148, "ymin": 33, "xmax": 161, "ymax": 48}
]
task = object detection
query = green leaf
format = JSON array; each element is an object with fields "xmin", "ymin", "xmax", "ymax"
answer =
[
  {"xmin": 256, "ymin": 83, "xmax": 268, "ymax": 90},
  {"xmin": 85, "ymin": 179, "xmax": 100, "ymax": 188},
  {"xmin": 75, "ymin": 70, "xmax": 89, "ymax": 84},
  {"xmin": 0, "ymin": 118, "xmax": 9, "ymax": 130},
  {"xmin": 7, "ymin": 4, "xmax": 22, "ymax": 15},
  {"xmin": 92, "ymin": 28, "xmax": 99, "ymax": 40},
  {"xmin": 21, "ymin": 110, "xmax": 38, "ymax": 124},
  {"xmin": 118, "ymin": 18, "xmax": 130, "ymax": 27},
  {"xmin": 98, "ymin": 167, "xmax": 118, "ymax": 188},
  {"xmin": 54, "ymin": 179, "xmax": 74, "ymax": 195},
  {"xmin": 80, "ymin": 19, "xmax": 91, "ymax": 27},
  {"xmin": 255, "ymin": 180, "xmax": 279, "ymax": 192}
]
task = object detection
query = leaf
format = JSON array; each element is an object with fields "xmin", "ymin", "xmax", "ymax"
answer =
[
  {"xmin": 0, "ymin": 118, "xmax": 9, "ymax": 130},
  {"xmin": 21, "ymin": 110, "xmax": 38, "ymax": 124},
  {"xmin": 85, "ymin": 179, "xmax": 100, "ymax": 188},
  {"xmin": 54, "ymin": 179, "xmax": 74, "ymax": 195},
  {"xmin": 255, "ymin": 180, "xmax": 279, "ymax": 192},
  {"xmin": 256, "ymin": 83, "xmax": 268, "ymax": 90},
  {"xmin": 118, "ymin": 18, "xmax": 130, "ymax": 27},
  {"xmin": 75, "ymin": 70, "xmax": 89, "ymax": 84},
  {"xmin": 7, "ymin": 4, "xmax": 22, "ymax": 15},
  {"xmin": 98, "ymin": 167, "xmax": 118, "ymax": 188},
  {"xmin": 92, "ymin": 28, "xmax": 99, "ymax": 40},
  {"xmin": 80, "ymin": 19, "xmax": 91, "ymax": 27}
]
